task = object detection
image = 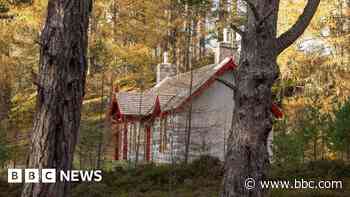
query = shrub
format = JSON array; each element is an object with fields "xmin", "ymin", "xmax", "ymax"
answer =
[
  {"xmin": 72, "ymin": 183, "xmax": 112, "ymax": 197},
  {"xmin": 188, "ymin": 155, "xmax": 223, "ymax": 178},
  {"xmin": 271, "ymin": 159, "xmax": 350, "ymax": 179}
]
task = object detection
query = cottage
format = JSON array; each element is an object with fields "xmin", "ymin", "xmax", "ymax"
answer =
[{"xmin": 108, "ymin": 39, "xmax": 282, "ymax": 163}]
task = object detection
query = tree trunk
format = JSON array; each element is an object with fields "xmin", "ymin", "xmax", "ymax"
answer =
[
  {"xmin": 21, "ymin": 1, "xmax": 92, "ymax": 197},
  {"xmin": 184, "ymin": 3, "xmax": 193, "ymax": 164},
  {"xmin": 97, "ymin": 73, "xmax": 105, "ymax": 169},
  {"xmin": 0, "ymin": 74, "xmax": 11, "ymax": 122},
  {"xmin": 184, "ymin": 58, "xmax": 194, "ymax": 164},
  {"xmin": 135, "ymin": 121, "xmax": 142, "ymax": 165},
  {"xmin": 218, "ymin": 0, "xmax": 228, "ymax": 42},
  {"xmin": 347, "ymin": 143, "xmax": 350, "ymax": 161},
  {"xmin": 221, "ymin": 0, "xmax": 320, "ymax": 196},
  {"xmin": 313, "ymin": 137, "xmax": 317, "ymax": 161}
]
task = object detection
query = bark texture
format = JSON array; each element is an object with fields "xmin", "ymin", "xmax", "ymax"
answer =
[
  {"xmin": 0, "ymin": 82, "xmax": 11, "ymax": 122},
  {"xmin": 21, "ymin": 1, "xmax": 92, "ymax": 197},
  {"xmin": 221, "ymin": 0, "xmax": 320, "ymax": 197}
]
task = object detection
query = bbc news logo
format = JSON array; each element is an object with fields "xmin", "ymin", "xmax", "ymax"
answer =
[{"xmin": 8, "ymin": 169, "xmax": 102, "ymax": 183}]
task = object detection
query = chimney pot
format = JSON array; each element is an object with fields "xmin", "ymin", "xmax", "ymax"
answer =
[
  {"xmin": 163, "ymin": 51, "xmax": 169, "ymax": 64},
  {"xmin": 215, "ymin": 42, "xmax": 237, "ymax": 64},
  {"xmin": 157, "ymin": 52, "xmax": 177, "ymax": 84},
  {"xmin": 215, "ymin": 28, "xmax": 237, "ymax": 64}
]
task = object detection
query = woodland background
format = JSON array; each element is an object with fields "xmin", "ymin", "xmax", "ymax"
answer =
[{"xmin": 0, "ymin": 0, "xmax": 349, "ymax": 196}]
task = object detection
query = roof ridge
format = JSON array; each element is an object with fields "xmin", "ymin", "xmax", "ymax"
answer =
[{"xmin": 166, "ymin": 63, "xmax": 217, "ymax": 81}]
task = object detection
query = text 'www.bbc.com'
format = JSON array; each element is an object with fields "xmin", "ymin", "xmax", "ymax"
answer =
[{"xmin": 244, "ymin": 178, "xmax": 343, "ymax": 190}]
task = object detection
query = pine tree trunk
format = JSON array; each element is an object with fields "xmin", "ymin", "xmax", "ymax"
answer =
[
  {"xmin": 21, "ymin": 1, "xmax": 91, "ymax": 197},
  {"xmin": 184, "ymin": 3, "xmax": 193, "ymax": 164},
  {"xmin": 347, "ymin": 143, "xmax": 350, "ymax": 161},
  {"xmin": 221, "ymin": 0, "xmax": 320, "ymax": 196},
  {"xmin": 313, "ymin": 137, "xmax": 317, "ymax": 161},
  {"xmin": 0, "ymin": 77, "xmax": 11, "ymax": 122},
  {"xmin": 218, "ymin": 0, "xmax": 228, "ymax": 42},
  {"xmin": 221, "ymin": 5, "xmax": 279, "ymax": 197},
  {"xmin": 97, "ymin": 73, "xmax": 105, "ymax": 169}
]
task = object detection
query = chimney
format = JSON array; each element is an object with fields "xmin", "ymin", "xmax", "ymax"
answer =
[
  {"xmin": 156, "ymin": 52, "xmax": 177, "ymax": 84},
  {"xmin": 215, "ymin": 28, "xmax": 237, "ymax": 64}
]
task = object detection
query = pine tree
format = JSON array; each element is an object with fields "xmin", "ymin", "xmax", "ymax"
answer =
[
  {"xmin": 329, "ymin": 98, "xmax": 350, "ymax": 161},
  {"xmin": 21, "ymin": 0, "xmax": 92, "ymax": 196},
  {"xmin": 221, "ymin": 0, "xmax": 320, "ymax": 196}
]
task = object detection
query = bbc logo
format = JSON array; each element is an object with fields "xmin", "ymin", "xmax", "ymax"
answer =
[
  {"xmin": 8, "ymin": 169, "xmax": 56, "ymax": 183},
  {"xmin": 8, "ymin": 169, "xmax": 103, "ymax": 183}
]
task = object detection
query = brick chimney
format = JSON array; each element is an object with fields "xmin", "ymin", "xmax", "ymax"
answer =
[
  {"xmin": 215, "ymin": 28, "xmax": 238, "ymax": 64},
  {"xmin": 156, "ymin": 52, "xmax": 177, "ymax": 84}
]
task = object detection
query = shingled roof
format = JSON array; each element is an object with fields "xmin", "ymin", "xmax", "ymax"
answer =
[
  {"xmin": 115, "ymin": 92, "xmax": 154, "ymax": 115},
  {"xmin": 151, "ymin": 58, "xmax": 235, "ymax": 111},
  {"xmin": 115, "ymin": 58, "xmax": 234, "ymax": 116},
  {"xmin": 114, "ymin": 57, "xmax": 283, "ymax": 118}
]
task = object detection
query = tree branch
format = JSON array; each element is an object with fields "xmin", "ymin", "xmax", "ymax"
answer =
[
  {"xmin": 242, "ymin": 0, "xmax": 260, "ymax": 20},
  {"xmin": 230, "ymin": 24, "xmax": 245, "ymax": 37},
  {"xmin": 215, "ymin": 77, "xmax": 235, "ymax": 91},
  {"xmin": 275, "ymin": 0, "xmax": 321, "ymax": 54}
]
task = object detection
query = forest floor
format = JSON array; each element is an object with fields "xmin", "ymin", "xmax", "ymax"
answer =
[{"xmin": 0, "ymin": 156, "xmax": 349, "ymax": 197}]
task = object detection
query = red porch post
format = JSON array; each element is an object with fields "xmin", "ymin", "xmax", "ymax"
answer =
[
  {"xmin": 114, "ymin": 123, "xmax": 122, "ymax": 160},
  {"xmin": 159, "ymin": 118, "xmax": 163, "ymax": 153},
  {"xmin": 123, "ymin": 122, "xmax": 128, "ymax": 160},
  {"xmin": 114, "ymin": 131, "xmax": 119, "ymax": 160},
  {"xmin": 146, "ymin": 125, "xmax": 151, "ymax": 161}
]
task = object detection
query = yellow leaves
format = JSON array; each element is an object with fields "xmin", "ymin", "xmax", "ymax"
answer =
[
  {"xmin": 345, "ymin": 7, "xmax": 350, "ymax": 17},
  {"xmin": 278, "ymin": 0, "xmax": 331, "ymax": 38},
  {"xmin": 5, "ymin": 0, "xmax": 44, "ymax": 28},
  {"xmin": 10, "ymin": 92, "xmax": 36, "ymax": 114},
  {"xmin": 278, "ymin": 0, "xmax": 349, "ymax": 78},
  {"xmin": 114, "ymin": 0, "xmax": 171, "ymax": 47},
  {"xmin": 278, "ymin": 0, "xmax": 306, "ymax": 36},
  {"xmin": 115, "ymin": 43, "xmax": 153, "ymax": 66},
  {"xmin": 277, "ymin": 0, "xmax": 350, "ymax": 116}
]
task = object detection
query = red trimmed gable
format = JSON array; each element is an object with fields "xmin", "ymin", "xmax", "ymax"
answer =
[
  {"xmin": 152, "ymin": 96, "xmax": 162, "ymax": 117},
  {"xmin": 168, "ymin": 57, "xmax": 283, "ymax": 118},
  {"xmin": 109, "ymin": 57, "xmax": 284, "ymax": 120},
  {"xmin": 175, "ymin": 58, "xmax": 237, "ymax": 111},
  {"xmin": 109, "ymin": 95, "xmax": 122, "ymax": 121},
  {"xmin": 272, "ymin": 103, "xmax": 283, "ymax": 119}
]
